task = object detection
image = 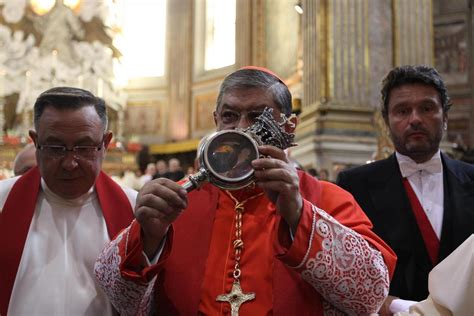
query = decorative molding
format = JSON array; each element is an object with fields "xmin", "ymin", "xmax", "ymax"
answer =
[
  {"xmin": 434, "ymin": 12, "xmax": 469, "ymax": 91},
  {"xmin": 191, "ymin": 91, "xmax": 218, "ymax": 137},
  {"xmin": 373, "ymin": 111, "xmax": 394, "ymax": 160},
  {"xmin": 125, "ymin": 100, "xmax": 165, "ymax": 136}
]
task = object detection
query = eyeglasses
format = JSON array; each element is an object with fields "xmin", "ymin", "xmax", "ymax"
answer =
[
  {"xmin": 218, "ymin": 109, "xmax": 267, "ymax": 126},
  {"xmin": 37, "ymin": 141, "xmax": 104, "ymax": 160}
]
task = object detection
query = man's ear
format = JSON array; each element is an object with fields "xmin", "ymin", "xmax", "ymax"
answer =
[
  {"xmin": 100, "ymin": 131, "xmax": 113, "ymax": 159},
  {"xmin": 103, "ymin": 131, "xmax": 113, "ymax": 151},
  {"xmin": 29, "ymin": 130, "xmax": 38, "ymax": 146},
  {"xmin": 213, "ymin": 111, "xmax": 218, "ymax": 126},
  {"xmin": 443, "ymin": 113, "xmax": 448, "ymax": 131}
]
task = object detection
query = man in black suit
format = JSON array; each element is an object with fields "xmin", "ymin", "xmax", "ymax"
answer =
[{"xmin": 336, "ymin": 65, "xmax": 474, "ymax": 315}]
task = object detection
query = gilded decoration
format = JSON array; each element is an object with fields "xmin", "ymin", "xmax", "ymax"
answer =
[
  {"xmin": 125, "ymin": 100, "xmax": 164, "ymax": 135},
  {"xmin": 434, "ymin": 13, "xmax": 469, "ymax": 88},
  {"xmin": 193, "ymin": 92, "xmax": 218, "ymax": 132},
  {"xmin": 374, "ymin": 110, "xmax": 394, "ymax": 160}
]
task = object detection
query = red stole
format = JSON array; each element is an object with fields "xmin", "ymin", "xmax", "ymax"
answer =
[
  {"xmin": 0, "ymin": 167, "xmax": 134, "ymax": 316},
  {"xmin": 402, "ymin": 178, "xmax": 439, "ymax": 266}
]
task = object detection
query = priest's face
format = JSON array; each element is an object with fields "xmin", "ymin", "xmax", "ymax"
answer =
[
  {"xmin": 385, "ymin": 83, "xmax": 447, "ymax": 163},
  {"xmin": 213, "ymin": 88, "xmax": 282, "ymax": 131},
  {"xmin": 29, "ymin": 105, "xmax": 112, "ymax": 199}
]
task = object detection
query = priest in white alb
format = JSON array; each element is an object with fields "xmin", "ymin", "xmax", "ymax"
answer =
[{"xmin": 0, "ymin": 87, "xmax": 136, "ymax": 315}]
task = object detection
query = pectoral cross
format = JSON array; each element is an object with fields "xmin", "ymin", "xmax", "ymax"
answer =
[{"xmin": 216, "ymin": 281, "xmax": 255, "ymax": 316}]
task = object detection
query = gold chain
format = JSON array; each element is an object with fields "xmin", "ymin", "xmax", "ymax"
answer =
[{"xmin": 224, "ymin": 190, "xmax": 264, "ymax": 282}]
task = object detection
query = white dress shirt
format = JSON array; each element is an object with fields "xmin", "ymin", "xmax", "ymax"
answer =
[
  {"xmin": 390, "ymin": 151, "xmax": 444, "ymax": 314},
  {"xmin": 396, "ymin": 150, "xmax": 444, "ymax": 239}
]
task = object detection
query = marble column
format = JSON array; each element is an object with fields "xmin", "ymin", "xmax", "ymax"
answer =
[
  {"xmin": 393, "ymin": 0, "xmax": 433, "ymax": 66},
  {"xmin": 167, "ymin": 0, "xmax": 193, "ymax": 141}
]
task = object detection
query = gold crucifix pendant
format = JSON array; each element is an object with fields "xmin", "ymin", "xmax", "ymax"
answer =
[{"xmin": 216, "ymin": 281, "xmax": 255, "ymax": 316}]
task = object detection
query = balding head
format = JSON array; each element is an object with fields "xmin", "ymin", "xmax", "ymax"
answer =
[{"xmin": 13, "ymin": 143, "xmax": 37, "ymax": 176}]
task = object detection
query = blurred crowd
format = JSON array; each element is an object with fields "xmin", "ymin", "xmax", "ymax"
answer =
[
  {"xmin": 113, "ymin": 157, "xmax": 192, "ymax": 190},
  {"xmin": 1, "ymin": 145, "xmax": 340, "ymax": 189},
  {"xmin": 113, "ymin": 155, "xmax": 339, "ymax": 190}
]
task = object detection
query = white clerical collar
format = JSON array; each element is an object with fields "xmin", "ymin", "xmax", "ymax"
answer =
[
  {"xmin": 40, "ymin": 178, "xmax": 97, "ymax": 207},
  {"xmin": 396, "ymin": 150, "xmax": 443, "ymax": 178}
]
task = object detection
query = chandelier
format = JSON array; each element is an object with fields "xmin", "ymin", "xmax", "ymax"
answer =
[{"xmin": 30, "ymin": 0, "xmax": 80, "ymax": 15}]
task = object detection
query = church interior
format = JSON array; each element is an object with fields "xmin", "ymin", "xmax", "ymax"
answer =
[{"xmin": 0, "ymin": 0, "xmax": 472, "ymax": 183}]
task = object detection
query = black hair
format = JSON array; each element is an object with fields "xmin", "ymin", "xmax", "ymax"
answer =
[
  {"xmin": 33, "ymin": 86, "xmax": 108, "ymax": 131},
  {"xmin": 381, "ymin": 65, "xmax": 451, "ymax": 118}
]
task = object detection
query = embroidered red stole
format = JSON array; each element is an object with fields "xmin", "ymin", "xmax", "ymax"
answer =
[
  {"xmin": 402, "ymin": 178, "xmax": 439, "ymax": 266},
  {"xmin": 0, "ymin": 167, "xmax": 134, "ymax": 315}
]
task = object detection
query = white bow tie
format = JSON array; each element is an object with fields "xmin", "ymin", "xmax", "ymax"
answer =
[{"xmin": 399, "ymin": 158, "xmax": 442, "ymax": 178}]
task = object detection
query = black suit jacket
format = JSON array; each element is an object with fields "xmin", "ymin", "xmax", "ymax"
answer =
[{"xmin": 336, "ymin": 153, "xmax": 474, "ymax": 300}]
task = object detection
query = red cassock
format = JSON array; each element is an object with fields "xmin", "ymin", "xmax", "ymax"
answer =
[{"xmin": 95, "ymin": 171, "xmax": 396, "ymax": 315}]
